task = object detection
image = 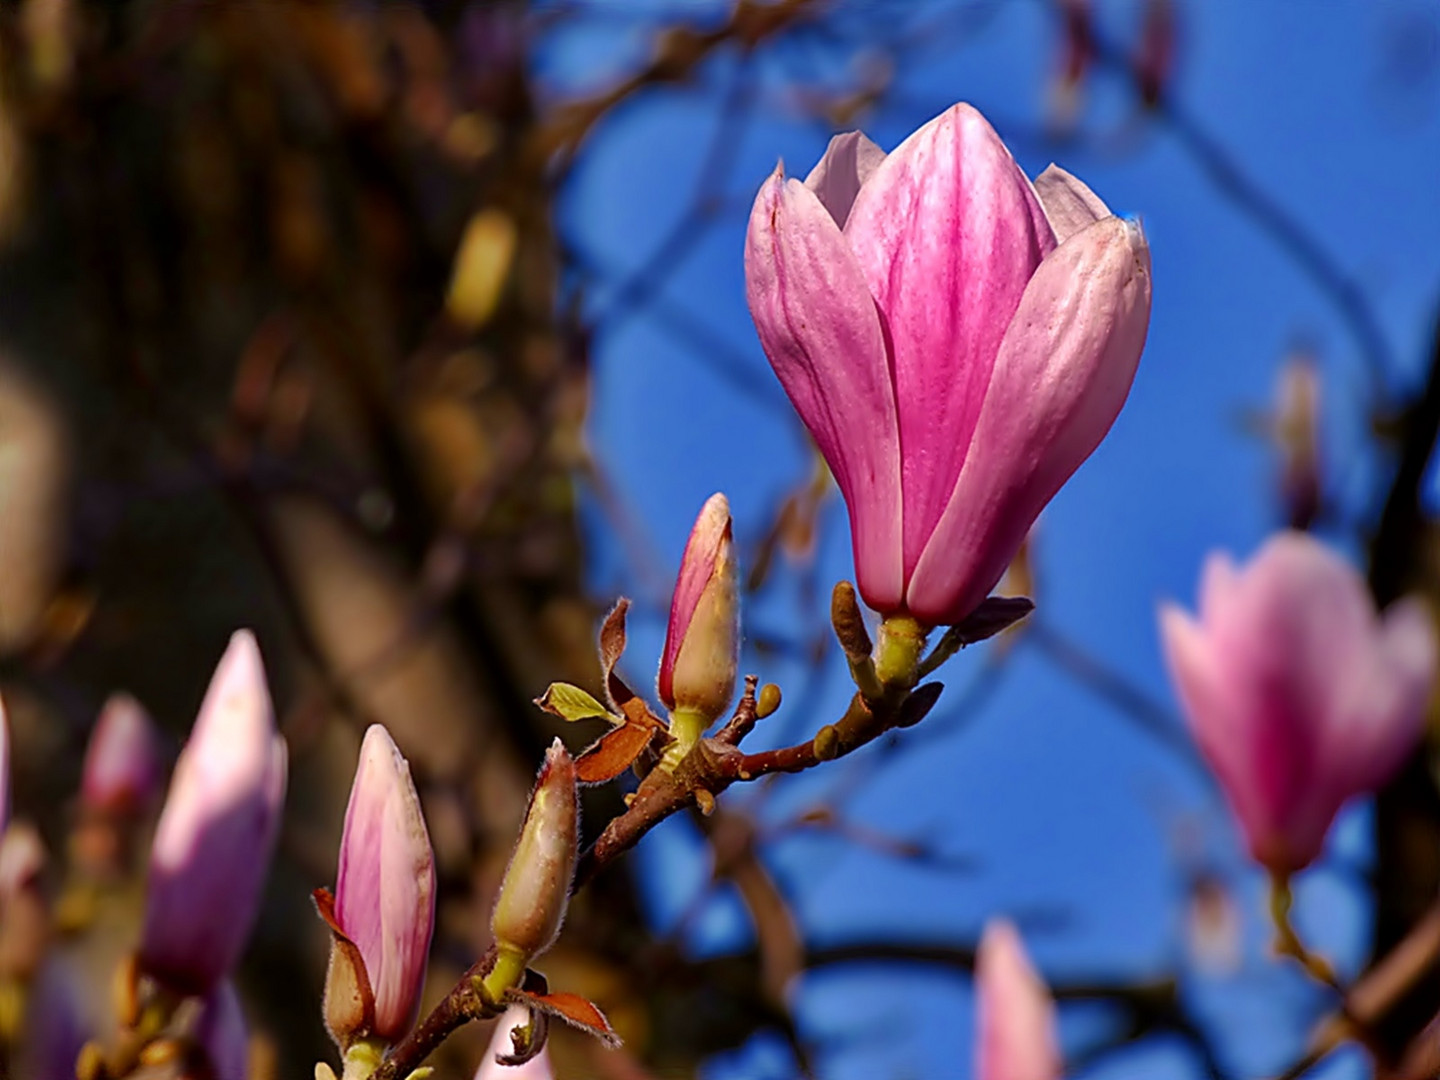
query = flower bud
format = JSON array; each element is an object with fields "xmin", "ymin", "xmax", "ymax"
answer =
[
  {"xmin": 658, "ymin": 493, "xmax": 738, "ymax": 729},
  {"xmin": 140, "ymin": 631, "xmax": 288, "ymax": 995},
  {"xmin": 976, "ymin": 921, "xmax": 1059, "ymax": 1080},
  {"xmin": 491, "ymin": 741, "xmax": 578, "ymax": 970},
  {"xmin": 81, "ymin": 693, "xmax": 163, "ymax": 817},
  {"xmin": 193, "ymin": 981, "xmax": 248, "ymax": 1080},
  {"xmin": 329, "ymin": 725, "xmax": 435, "ymax": 1045}
]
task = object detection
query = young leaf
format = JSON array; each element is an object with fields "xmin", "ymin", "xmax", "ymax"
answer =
[
  {"xmin": 575, "ymin": 723, "xmax": 659, "ymax": 784},
  {"xmin": 535, "ymin": 683, "xmax": 619, "ymax": 726}
]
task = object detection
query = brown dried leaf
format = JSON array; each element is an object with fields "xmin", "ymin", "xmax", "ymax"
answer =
[
  {"xmin": 506, "ymin": 988, "xmax": 620, "ymax": 1049},
  {"xmin": 576, "ymin": 722, "xmax": 659, "ymax": 785}
]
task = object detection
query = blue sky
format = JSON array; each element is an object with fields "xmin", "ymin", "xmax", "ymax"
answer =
[{"xmin": 538, "ymin": 2, "xmax": 1440, "ymax": 1076}]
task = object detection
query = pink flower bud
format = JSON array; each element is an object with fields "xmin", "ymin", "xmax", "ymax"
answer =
[
  {"xmin": 81, "ymin": 693, "xmax": 163, "ymax": 817},
  {"xmin": 332, "ymin": 725, "xmax": 436, "ymax": 1043},
  {"xmin": 140, "ymin": 631, "xmax": 288, "ymax": 995},
  {"xmin": 194, "ymin": 981, "xmax": 249, "ymax": 1080},
  {"xmin": 658, "ymin": 493, "xmax": 739, "ymax": 724},
  {"xmin": 976, "ymin": 921, "xmax": 1060, "ymax": 1080},
  {"xmin": 745, "ymin": 104, "xmax": 1150, "ymax": 627},
  {"xmin": 492, "ymin": 740, "xmax": 578, "ymax": 965},
  {"xmin": 1160, "ymin": 533, "xmax": 1437, "ymax": 875}
]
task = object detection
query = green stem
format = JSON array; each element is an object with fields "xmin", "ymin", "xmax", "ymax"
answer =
[
  {"xmin": 479, "ymin": 945, "xmax": 528, "ymax": 1005},
  {"xmin": 659, "ymin": 705, "xmax": 709, "ymax": 772},
  {"xmin": 874, "ymin": 615, "xmax": 927, "ymax": 691}
]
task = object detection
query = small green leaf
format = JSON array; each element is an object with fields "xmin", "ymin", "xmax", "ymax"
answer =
[{"xmin": 535, "ymin": 683, "xmax": 619, "ymax": 725}]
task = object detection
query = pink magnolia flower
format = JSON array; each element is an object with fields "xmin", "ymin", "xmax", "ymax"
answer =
[
  {"xmin": 745, "ymin": 104, "xmax": 1151, "ymax": 626},
  {"xmin": 81, "ymin": 692, "xmax": 163, "ymax": 817},
  {"xmin": 1160, "ymin": 532, "xmax": 1437, "ymax": 875},
  {"xmin": 976, "ymin": 921, "xmax": 1060, "ymax": 1080},
  {"xmin": 140, "ymin": 631, "xmax": 288, "ymax": 994},
  {"xmin": 658, "ymin": 493, "xmax": 738, "ymax": 725},
  {"xmin": 333, "ymin": 724, "xmax": 436, "ymax": 1044}
]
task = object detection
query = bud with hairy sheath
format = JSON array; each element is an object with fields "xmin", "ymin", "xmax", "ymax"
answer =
[{"xmin": 488, "ymin": 741, "xmax": 578, "ymax": 997}]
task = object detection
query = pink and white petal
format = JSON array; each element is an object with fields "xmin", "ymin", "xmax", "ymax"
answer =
[
  {"xmin": 905, "ymin": 216, "xmax": 1147, "ymax": 625},
  {"xmin": 804, "ymin": 131, "xmax": 886, "ymax": 229},
  {"xmin": 1197, "ymin": 551, "xmax": 1242, "ymax": 621},
  {"xmin": 975, "ymin": 921, "xmax": 1059, "ymax": 1080},
  {"xmin": 844, "ymin": 103, "xmax": 1057, "ymax": 577},
  {"xmin": 745, "ymin": 169, "xmax": 905, "ymax": 611},
  {"xmin": 659, "ymin": 494, "xmax": 730, "ymax": 708},
  {"xmin": 1032, "ymin": 165, "xmax": 1112, "ymax": 244},
  {"xmin": 1323, "ymin": 597, "xmax": 1434, "ymax": 798}
]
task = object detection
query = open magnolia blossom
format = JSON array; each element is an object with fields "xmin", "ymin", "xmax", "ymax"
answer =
[
  {"xmin": 1160, "ymin": 532, "xmax": 1438, "ymax": 876},
  {"xmin": 976, "ymin": 920, "xmax": 1061, "ymax": 1080},
  {"xmin": 746, "ymin": 103, "xmax": 1151, "ymax": 627}
]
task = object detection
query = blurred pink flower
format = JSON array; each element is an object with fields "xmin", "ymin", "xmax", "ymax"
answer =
[
  {"xmin": 140, "ymin": 631, "xmax": 288, "ymax": 994},
  {"xmin": 745, "ymin": 104, "xmax": 1151, "ymax": 627},
  {"xmin": 194, "ymin": 980, "xmax": 249, "ymax": 1080},
  {"xmin": 81, "ymin": 692, "xmax": 163, "ymax": 816},
  {"xmin": 333, "ymin": 724, "xmax": 436, "ymax": 1044},
  {"xmin": 1160, "ymin": 532, "xmax": 1437, "ymax": 874},
  {"xmin": 658, "ymin": 493, "xmax": 738, "ymax": 726},
  {"xmin": 976, "ymin": 920, "xmax": 1060, "ymax": 1080}
]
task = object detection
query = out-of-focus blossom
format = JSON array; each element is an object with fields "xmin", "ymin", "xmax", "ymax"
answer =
[
  {"xmin": 193, "ymin": 980, "xmax": 249, "ymax": 1080},
  {"xmin": 0, "ymin": 822, "xmax": 48, "ymax": 980},
  {"xmin": 976, "ymin": 920, "xmax": 1060, "ymax": 1080},
  {"xmin": 745, "ymin": 103, "xmax": 1151, "ymax": 627},
  {"xmin": 474, "ymin": 1006, "xmax": 554, "ymax": 1080},
  {"xmin": 18, "ymin": 957, "xmax": 91, "ymax": 1080},
  {"xmin": 1160, "ymin": 533, "xmax": 1437, "ymax": 875},
  {"xmin": 140, "ymin": 631, "xmax": 288, "ymax": 995},
  {"xmin": 1047, "ymin": 0, "xmax": 1094, "ymax": 132},
  {"xmin": 329, "ymin": 725, "xmax": 435, "ymax": 1045},
  {"xmin": 81, "ymin": 692, "xmax": 163, "ymax": 817},
  {"xmin": 658, "ymin": 493, "xmax": 739, "ymax": 730},
  {"xmin": 491, "ymin": 741, "xmax": 578, "ymax": 969}
]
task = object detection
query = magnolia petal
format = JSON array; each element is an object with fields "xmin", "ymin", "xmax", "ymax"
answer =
[
  {"xmin": 475, "ymin": 1006, "xmax": 555, "ymax": 1080},
  {"xmin": 975, "ymin": 921, "xmax": 1060, "ymax": 1080},
  {"xmin": 1032, "ymin": 165, "xmax": 1112, "ymax": 244},
  {"xmin": 804, "ymin": 130, "xmax": 886, "ymax": 228},
  {"xmin": 0, "ymin": 696, "xmax": 8, "ymax": 836},
  {"xmin": 745, "ymin": 169, "xmax": 904, "ymax": 611},
  {"xmin": 907, "ymin": 216, "xmax": 1149, "ymax": 625},
  {"xmin": 1324, "ymin": 597, "xmax": 1435, "ymax": 798},
  {"xmin": 335, "ymin": 725, "xmax": 436, "ymax": 1043},
  {"xmin": 844, "ymin": 103, "xmax": 1056, "ymax": 578}
]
